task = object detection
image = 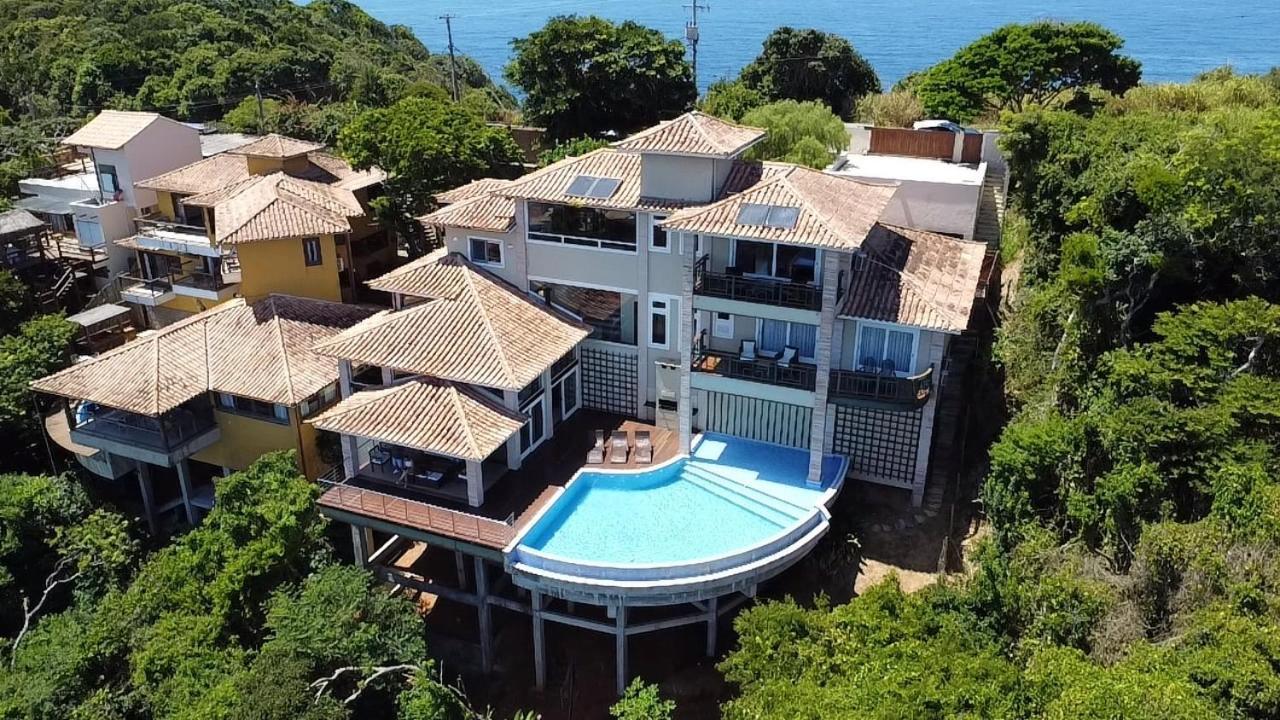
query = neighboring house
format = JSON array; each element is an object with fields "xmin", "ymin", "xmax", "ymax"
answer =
[
  {"xmin": 305, "ymin": 112, "xmax": 994, "ymax": 693},
  {"xmin": 32, "ymin": 294, "xmax": 378, "ymax": 533},
  {"xmin": 117, "ymin": 134, "xmax": 396, "ymax": 327},
  {"xmin": 16, "ymin": 111, "xmax": 204, "ymax": 278}
]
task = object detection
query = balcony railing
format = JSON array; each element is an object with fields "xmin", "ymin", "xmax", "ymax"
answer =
[
  {"xmin": 117, "ymin": 271, "xmax": 176, "ymax": 298},
  {"xmin": 692, "ymin": 331, "xmax": 816, "ymax": 391},
  {"xmin": 70, "ymin": 396, "xmax": 217, "ymax": 453},
  {"xmin": 693, "ymin": 255, "xmax": 821, "ymax": 311},
  {"xmin": 174, "ymin": 270, "xmax": 238, "ymax": 292},
  {"xmin": 829, "ymin": 366, "xmax": 933, "ymax": 409},
  {"xmin": 135, "ymin": 215, "xmax": 208, "ymax": 238}
]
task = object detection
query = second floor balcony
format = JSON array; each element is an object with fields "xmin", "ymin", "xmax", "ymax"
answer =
[
  {"xmin": 829, "ymin": 366, "xmax": 933, "ymax": 410},
  {"xmin": 173, "ymin": 268, "xmax": 241, "ymax": 301},
  {"xmin": 694, "ymin": 255, "xmax": 822, "ymax": 311},
  {"xmin": 118, "ymin": 272, "xmax": 177, "ymax": 306},
  {"xmin": 692, "ymin": 330, "xmax": 816, "ymax": 392},
  {"xmin": 133, "ymin": 215, "xmax": 218, "ymax": 257},
  {"xmin": 67, "ymin": 394, "xmax": 220, "ymax": 465}
]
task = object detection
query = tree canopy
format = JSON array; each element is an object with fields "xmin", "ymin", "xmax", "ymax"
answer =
[
  {"xmin": 0, "ymin": 313, "xmax": 77, "ymax": 474},
  {"xmin": 739, "ymin": 27, "xmax": 880, "ymax": 118},
  {"xmin": 699, "ymin": 79, "xmax": 766, "ymax": 122},
  {"xmin": 505, "ymin": 15, "xmax": 696, "ymax": 140},
  {"xmin": 740, "ymin": 100, "xmax": 847, "ymax": 169},
  {"xmin": 912, "ymin": 21, "xmax": 1142, "ymax": 122},
  {"xmin": 339, "ymin": 96, "xmax": 523, "ymax": 257}
]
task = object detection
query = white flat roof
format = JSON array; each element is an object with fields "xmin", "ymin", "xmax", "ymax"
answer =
[
  {"xmin": 828, "ymin": 153, "xmax": 983, "ymax": 186},
  {"xmin": 19, "ymin": 170, "xmax": 98, "ymax": 194}
]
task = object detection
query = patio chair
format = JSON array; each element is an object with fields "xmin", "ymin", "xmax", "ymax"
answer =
[
  {"xmin": 609, "ymin": 431, "xmax": 629, "ymax": 464},
  {"xmin": 740, "ymin": 339, "xmax": 757, "ymax": 362},
  {"xmin": 777, "ymin": 345, "xmax": 798, "ymax": 368},
  {"xmin": 587, "ymin": 429, "xmax": 606, "ymax": 464},
  {"xmin": 880, "ymin": 358, "xmax": 897, "ymax": 376},
  {"xmin": 635, "ymin": 431, "xmax": 653, "ymax": 464}
]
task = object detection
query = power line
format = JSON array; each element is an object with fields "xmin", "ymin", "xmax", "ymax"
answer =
[{"xmin": 439, "ymin": 14, "xmax": 460, "ymax": 102}]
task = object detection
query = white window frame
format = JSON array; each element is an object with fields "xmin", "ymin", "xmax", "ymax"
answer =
[
  {"xmin": 468, "ymin": 236, "xmax": 504, "ymax": 268},
  {"xmin": 519, "ymin": 395, "xmax": 547, "ymax": 457},
  {"xmin": 852, "ymin": 320, "xmax": 919, "ymax": 378},
  {"xmin": 647, "ymin": 294, "xmax": 675, "ymax": 351},
  {"xmin": 755, "ymin": 318, "xmax": 819, "ymax": 363},
  {"xmin": 712, "ymin": 311, "xmax": 734, "ymax": 339},
  {"xmin": 649, "ymin": 214, "xmax": 670, "ymax": 253}
]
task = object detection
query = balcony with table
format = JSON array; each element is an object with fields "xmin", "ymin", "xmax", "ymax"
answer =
[
  {"xmin": 694, "ymin": 254, "xmax": 822, "ymax": 312},
  {"xmin": 692, "ymin": 330, "xmax": 817, "ymax": 394}
]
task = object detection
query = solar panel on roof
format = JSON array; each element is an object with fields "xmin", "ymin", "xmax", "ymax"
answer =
[
  {"xmin": 588, "ymin": 177, "xmax": 622, "ymax": 199},
  {"xmin": 565, "ymin": 175, "xmax": 597, "ymax": 197},
  {"xmin": 767, "ymin": 206, "xmax": 799, "ymax": 229},
  {"xmin": 736, "ymin": 203, "xmax": 770, "ymax": 225}
]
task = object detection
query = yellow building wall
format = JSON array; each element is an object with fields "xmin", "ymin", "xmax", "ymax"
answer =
[
  {"xmin": 235, "ymin": 235, "xmax": 341, "ymax": 302},
  {"xmin": 155, "ymin": 191, "xmax": 179, "ymax": 222},
  {"xmin": 192, "ymin": 408, "xmax": 329, "ymax": 478}
]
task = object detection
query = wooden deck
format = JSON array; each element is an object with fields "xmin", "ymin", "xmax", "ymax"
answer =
[{"xmin": 317, "ymin": 410, "xmax": 679, "ymax": 550}]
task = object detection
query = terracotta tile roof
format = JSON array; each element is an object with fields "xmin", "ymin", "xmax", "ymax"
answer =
[
  {"xmin": 613, "ymin": 111, "xmax": 766, "ymax": 157},
  {"xmin": 308, "ymin": 379, "xmax": 525, "ymax": 461},
  {"xmin": 31, "ymin": 296, "xmax": 377, "ymax": 415},
  {"xmin": 435, "ymin": 178, "xmax": 513, "ymax": 205},
  {"xmin": 500, "ymin": 148, "xmax": 689, "ymax": 211},
  {"xmin": 187, "ymin": 173, "xmax": 363, "ymax": 245},
  {"xmin": 662, "ymin": 165, "xmax": 898, "ymax": 251},
  {"xmin": 839, "ymin": 224, "xmax": 988, "ymax": 333},
  {"xmin": 233, "ymin": 133, "xmax": 325, "ymax": 159},
  {"xmin": 419, "ymin": 192, "xmax": 515, "ymax": 233},
  {"xmin": 365, "ymin": 248, "xmax": 460, "ymax": 298},
  {"xmin": 136, "ymin": 154, "xmax": 253, "ymax": 195},
  {"xmin": 310, "ymin": 152, "xmax": 387, "ymax": 190},
  {"xmin": 62, "ymin": 111, "xmax": 181, "ymax": 150},
  {"xmin": 316, "ymin": 253, "xmax": 590, "ymax": 391}
]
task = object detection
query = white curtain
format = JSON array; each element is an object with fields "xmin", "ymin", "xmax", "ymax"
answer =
[
  {"xmin": 884, "ymin": 330, "xmax": 913, "ymax": 375},
  {"xmin": 789, "ymin": 322, "xmax": 818, "ymax": 359},
  {"xmin": 760, "ymin": 319, "xmax": 788, "ymax": 354},
  {"xmin": 857, "ymin": 325, "xmax": 886, "ymax": 370}
]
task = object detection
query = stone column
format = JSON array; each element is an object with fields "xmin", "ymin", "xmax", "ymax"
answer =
[
  {"xmin": 614, "ymin": 603, "xmax": 629, "ymax": 696},
  {"xmin": 350, "ymin": 524, "xmax": 373, "ymax": 568},
  {"xmin": 677, "ymin": 232, "xmax": 696, "ymax": 455},
  {"xmin": 806, "ymin": 253, "xmax": 842, "ymax": 485},
  {"xmin": 338, "ymin": 359, "xmax": 353, "ymax": 397},
  {"xmin": 705, "ymin": 596, "xmax": 719, "ymax": 657},
  {"xmin": 465, "ymin": 459, "xmax": 485, "ymax": 507},
  {"xmin": 502, "ymin": 390, "xmax": 523, "ymax": 471}
]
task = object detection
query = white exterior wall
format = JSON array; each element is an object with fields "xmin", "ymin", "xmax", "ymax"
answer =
[
  {"xmin": 88, "ymin": 120, "xmax": 200, "ymax": 211},
  {"xmin": 444, "ymin": 226, "xmax": 526, "ymax": 290},
  {"xmin": 639, "ymin": 155, "xmax": 734, "ymax": 204}
]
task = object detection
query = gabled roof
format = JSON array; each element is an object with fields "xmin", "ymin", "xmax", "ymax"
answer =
[
  {"xmin": 613, "ymin": 111, "xmax": 766, "ymax": 158},
  {"xmin": 0, "ymin": 208, "xmax": 46, "ymax": 238},
  {"xmin": 62, "ymin": 111, "xmax": 188, "ymax": 150},
  {"xmin": 233, "ymin": 133, "xmax": 325, "ymax": 159},
  {"xmin": 661, "ymin": 165, "xmax": 898, "ymax": 251},
  {"xmin": 316, "ymin": 253, "xmax": 589, "ymax": 391},
  {"xmin": 420, "ymin": 192, "xmax": 515, "ymax": 233},
  {"xmin": 308, "ymin": 379, "xmax": 525, "ymax": 461},
  {"xmin": 187, "ymin": 173, "xmax": 363, "ymax": 245},
  {"xmin": 435, "ymin": 178, "xmax": 513, "ymax": 205},
  {"xmin": 32, "ymin": 296, "xmax": 378, "ymax": 415},
  {"xmin": 839, "ymin": 224, "xmax": 988, "ymax": 333},
  {"xmin": 500, "ymin": 148, "xmax": 687, "ymax": 211},
  {"xmin": 137, "ymin": 149, "xmax": 383, "ymax": 197}
]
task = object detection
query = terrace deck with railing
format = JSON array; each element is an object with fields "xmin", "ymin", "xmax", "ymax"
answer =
[
  {"xmin": 694, "ymin": 255, "xmax": 822, "ymax": 311},
  {"xmin": 692, "ymin": 331, "xmax": 817, "ymax": 392},
  {"xmin": 829, "ymin": 366, "xmax": 933, "ymax": 409}
]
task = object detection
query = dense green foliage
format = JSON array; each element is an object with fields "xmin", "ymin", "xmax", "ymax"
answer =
[
  {"xmin": 0, "ymin": 314, "xmax": 77, "ymax": 474},
  {"xmin": 609, "ymin": 680, "xmax": 675, "ymax": 720},
  {"xmin": 855, "ymin": 89, "xmax": 925, "ymax": 128},
  {"xmin": 0, "ymin": 453, "xmax": 474, "ymax": 720},
  {"xmin": 741, "ymin": 100, "xmax": 847, "ymax": 169},
  {"xmin": 911, "ymin": 21, "xmax": 1141, "ymax": 122},
  {"xmin": 739, "ymin": 27, "xmax": 879, "ymax": 118},
  {"xmin": 699, "ymin": 79, "xmax": 766, "ymax": 122},
  {"xmin": 505, "ymin": 15, "xmax": 696, "ymax": 140},
  {"xmin": 721, "ymin": 66, "xmax": 1280, "ymax": 720},
  {"xmin": 339, "ymin": 96, "xmax": 523, "ymax": 257},
  {"xmin": 536, "ymin": 136, "xmax": 611, "ymax": 168}
]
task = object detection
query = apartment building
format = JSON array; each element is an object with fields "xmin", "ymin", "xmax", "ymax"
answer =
[
  {"xmin": 33, "ymin": 295, "xmax": 377, "ymax": 533},
  {"xmin": 305, "ymin": 112, "xmax": 992, "ymax": 692},
  {"xmin": 117, "ymin": 133, "xmax": 396, "ymax": 326}
]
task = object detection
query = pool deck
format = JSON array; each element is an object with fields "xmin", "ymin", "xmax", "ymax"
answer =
[{"xmin": 317, "ymin": 411, "xmax": 679, "ymax": 550}]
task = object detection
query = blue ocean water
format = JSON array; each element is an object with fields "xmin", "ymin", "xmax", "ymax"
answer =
[{"xmin": 341, "ymin": 0, "xmax": 1279, "ymax": 92}]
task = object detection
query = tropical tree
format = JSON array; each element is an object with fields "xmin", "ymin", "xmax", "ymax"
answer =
[
  {"xmin": 537, "ymin": 135, "xmax": 610, "ymax": 167},
  {"xmin": 914, "ymin": 21, "xmax": 1141, "ymax": 121},
  {"xmin": 740, "ymin": 27, "xmax": 880, "ymax": 118},
  {"xmin": 699, "ymin": 79, "xmax": 766, "ymax": 122},
  {"xmin": 0, "ymin": 313, "xmax": 77, "ymax": 473},
  {"xmin": 339, "ymin": 96, "xmax": 523, "ymax": 256},
  {"xmin": 741, "ymin": 100, "xmax": 847, "ymax": 168},
  {"xmin": 505, "ymin": 15, "xmax": 696, "ymax": 139}
]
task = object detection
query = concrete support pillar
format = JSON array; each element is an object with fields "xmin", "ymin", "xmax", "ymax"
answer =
[
  {"xmin": 807, "ymin": 253, "xmax": 842, "ymax": 485},
  {"xmin": 465, "ymin": 460, "xmax": 484, "ymax": 507},
  {"xmin": 705, "ymin": 596, "xmax": 719, "ymax": 657},
  {"xmin": 475, "ymin": 557, "xmax": 493, "ymax": 673},
  {"xmin": 677, "ymin": 232, "xmax": 696, "ymax": 455},
  {"xmin": 338, "ymin": 359, "xmax": 354, "ymax": 398},
  {"xmin": 137, "ymin": 463, "xmax": 157, "ymax": 534},
  {"xmin": 502, "ymin": 390, "xmax": 523, "ymax": 471},
  {"xmin": 350, "ymin": 524, "xmax": 374, "ymax": 568},
  {"xmin": 540, "ymin": 368, "xmax": 553, "ymax": 442},
  {"xmin": 532, "ymin": 591, "xmax": 546, "ymax": 690},
  {"xmin": 454, "ymin": 550, "xmax": 468, "ymax": 590},
  {"xmin": 176, "ymin": 458, "xmax": 197, "ymax": 526},
  {"xmin": 341, "ymin": 434, "xmax": 358, "ymax": 480},
  {"xmin": 615, "ymin": 603, "xmax": 629, "ymax": 696},
  {"xmin": 380, "ymin": 366, "xmax": 395, "ymax": 385}
]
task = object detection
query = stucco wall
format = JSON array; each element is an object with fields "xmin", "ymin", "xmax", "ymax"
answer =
[
  {"xmin": 640, "ymin": 155, "xmax": 733, "ymax": 203},
  {"xmin": 236, "ymin": 234, "xmax": 341, "ymax": 302},
  {"xmin": 192, "ymin": 408, "xmax": 304, "ymax": 475}
]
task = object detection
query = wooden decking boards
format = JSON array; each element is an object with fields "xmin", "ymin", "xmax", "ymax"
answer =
[{"xmin": 318, "ymin": 410, "xmax": 679, "ymax": 550}]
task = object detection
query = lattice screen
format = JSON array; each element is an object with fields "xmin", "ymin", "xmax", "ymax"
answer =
[
  {"xmin": 832, "ymin": 405, "xmax": 922, "ymax": 487},
  {"xmin": 579, "ymin": 347, "xmax": 637, "ymax": 415}
]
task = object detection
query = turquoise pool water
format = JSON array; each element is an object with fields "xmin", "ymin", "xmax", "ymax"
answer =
[{"xmin": 517, "ymin": 434, "xmax": 845, "ymax": 566}]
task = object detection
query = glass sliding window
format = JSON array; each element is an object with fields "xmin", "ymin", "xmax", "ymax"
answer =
[
  {"xmin": 733, "ymin": 240, "xmax": 817, "ymax": 283},
  {"xmin": 856, "ymin": 322, "xmax": 917, "ymax": 376},
  {"xmin": 468, "ymin": 237, "xmax": 502, "ymax": 266},
  {"xmin": 776, "ymin": 245, "xmax": 817, "ymax": 284},
  {"xmin": 733, "ymin": 240, "xmax": 774, "ymax": 275},
  {"xmin": 759, "ymin": 320, "xmax": 818, "ymax": 360},
  {"xmin": 530, "ymin": 280, "xmax": 637, "ymax": 345},
  {"xmin": 759, "ymin": 319, "xmax": 789, "ymax": 355},
  {"xmin": 527, "ymin": 202, "xmax": 637, "ymax": 252},
  {"xmin": 648, "ymin": 297, "xmax": 670, "ymax": 349}
]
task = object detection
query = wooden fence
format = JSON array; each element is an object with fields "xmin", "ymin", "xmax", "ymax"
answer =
[{"xmin": 868, "ymin": 127, "xmax": 983, "ymax": 163}]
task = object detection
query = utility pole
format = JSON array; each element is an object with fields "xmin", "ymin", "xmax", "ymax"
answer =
[
  {"xmin": 254, "ymin": 79, "xmax": 265, "ymax": 132},
  {"xmin": 439, "ymin": 14, "xmax": 460, "ymax": 102},
  {"xmin": 684, "ymin": 2, "xmax": 709, "ymax": 89}
]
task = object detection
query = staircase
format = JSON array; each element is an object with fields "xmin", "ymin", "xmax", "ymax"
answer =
[{"xmin": 974, "ymin": 170, "xmax": 1006, "ymax": 247}]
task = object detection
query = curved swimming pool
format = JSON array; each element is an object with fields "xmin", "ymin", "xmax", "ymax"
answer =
[{"xmin": 506, "ymin": 434, "xmax": 847, "ymax": 603}]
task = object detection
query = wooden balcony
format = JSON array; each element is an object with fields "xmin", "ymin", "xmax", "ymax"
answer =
[
  {"xmin": 694, "ymin": 255, "xmax": 821, "ymax": 311},
  {"xmin": 829, "ymin": 367, "xmax": 933, "ymax": 410}
]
